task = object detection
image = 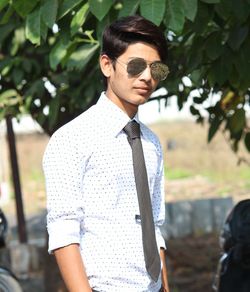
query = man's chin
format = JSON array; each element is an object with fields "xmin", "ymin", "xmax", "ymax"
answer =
[{"xmin": 137, "ymin": 94, "xmax": 150, "ymax": 104}]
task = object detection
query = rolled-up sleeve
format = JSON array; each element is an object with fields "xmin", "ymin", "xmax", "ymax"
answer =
[
  {"xmin": 43, "ymin": 128, "xmax": 87, "ymax": 253},
  {"xmin": 153, "ymin": 145, "xmax": 166, "ymax": 250}
]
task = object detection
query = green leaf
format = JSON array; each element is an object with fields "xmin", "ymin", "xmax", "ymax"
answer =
[
  {"xmin": 96, "ymin": 14, "xmax": 110, "ymax": 42},
  {"xmin": 205, "ymin": 32, "xmax": 223, "ymax": 60},
  {"xmin": 214, "ymin": 0, "xmax": 231, "ymax": 20},
  {"xmin": 36, "ymin": 112, "xmax": 47, "ymax": 128},
  {"xmin": 190, "ymin": 105, "xmax": 200, "ymax": 116},
  {"xmin": 0, "ymin": 89, "xmax": 18, "ymax": 100},
  {"xmin": 189, "ymin": 69, "xmax": 203, "ymax": 85},
  {"xmin": 25, "ymin": 79, "xmax": 45, "ymax": 100},
  {"xmin": 88, "ymin": 0, "xmax": 113, "ymax": 21},
  {"xmin": 48, "ymin": 97, "xmax": 60, "ymax": 130},
  {"xmin": 182, "ymin": 0, "xmax": 197, "ymax": 21},
  {"xmin": 0, "ymin": 4, "xmax": 14, "ymax": 24},
  {"xmin": 140, "ymin": 0, "xmax": 165, "ymax": 25},
  {"xmin": 231, "ymin": 0, "xmax": 248, "ymax": 21},
  {"xmin": 208, "ymin": 49, "xmax": 232, "ymax": 86},
  {"xmin": 13, "ymin": 27, "xmax": 25, "ymax": 45},
  {"xmin": 70, "ymin": 3, "xmax": 89, "ymax": 36},
  {"xmin": 0, "ymin": 89, "xmax": 20, "ymax": 106},
  {"xmin": 0, "ymin": 0, "xmax": 8, "ymax": 12},
  {"xmin": 12, "ymin": 0, "xmax": 39, "ymax": 18},
  {"xmin": 40, "ymin": 18, "xmax": 48, "ymax": 41},
  {"xmin": 12, "ymin": 68, "xmax": 24, "ymax": 86},
  {"xmin": 0, "ymin": 108, "xmax": 7, "ymax": 120},
  {"xmin": 67, "ymin": 43, "xmax": 99, "ymax": 70},
  {"xmin": 193, "ymin": 96, "xmax": 205, "ymax": 104},
  {"xmin": 234, "ymin": 44, "xmax": 249, "ymax": 78},
  {"xmin": 25, "ymin": 7, "xmax": 41, "ymax": 45},
  {"xmin": 41, "ymin": 0, "xmax": 58, "ymax": 28},
  {"xmin": 49, "ymin": 39, "xmax": 70, "ymax": 70},
  {"xmin": 228, "ymin": 108, "xmax": 246, "ymax": 134},
  {"xmin": 244, "ymin": 132, "xmax": 250, "ymax": 152},
  {"xmin": 166, "ymin": 0, "xmax": 185, "ymax": 33},
  {"xmin": 187, "ymin": 37, "xmax": 204, "ymax": 71},
  {"xmin": 0, "ymin": 22, "xmax": 16, "ymax": 44},
  {"xmin": 228, "ymin": 26, "xmax": 248, "ymax": 51},
  {"xmin": 58, "ymin": 0, "xmax": 84, "ymax": 19},
  {"xmin": 201, "ymin": 0, "xmax": 220, "ymax": 3},
  {"xmin": 233, "ymin": 41, "xmax": 250, "ymax": 91},
  {"xmin": 208, "ymin": 116, "xmax": 222, "ymax": 142},
  {"xmin": 118, "ymin": 0, "xmax": 140, "ymax": 18},
  {"xmin": 22, "ymin": 58, "xmax": 32, "ymax": 73},
  {"xmin": 191, "ymin": 2, "xmax": 214, "ymax": 34},
  {"xmin": 0, "ymin": 58, "xmax": 12, "ymax": 74}
]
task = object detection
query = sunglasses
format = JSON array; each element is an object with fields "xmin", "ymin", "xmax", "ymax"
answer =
[{"xmin": 115, "ymin": 57, "xmax": 169, "ymax": 81}]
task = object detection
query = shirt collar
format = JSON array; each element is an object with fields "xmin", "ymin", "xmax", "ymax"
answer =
[{"xmin": 97, "ymin": 92, "xmax": 141, "ymax": 138}]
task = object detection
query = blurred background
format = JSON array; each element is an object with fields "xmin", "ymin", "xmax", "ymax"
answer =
[{"xmin": 1, "ymin": 0, "xmax": 250, "ymax": 291}]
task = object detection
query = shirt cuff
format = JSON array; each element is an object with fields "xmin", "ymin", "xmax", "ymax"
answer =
[
  {"xmin": 155, "ymin": 226, "xmax": 166, "ymax": 250},
  {"xmin": 47, "ymin": 219, "xmax": 80, "ymax": 253}
]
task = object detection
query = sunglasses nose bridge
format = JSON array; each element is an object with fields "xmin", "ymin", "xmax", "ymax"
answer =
[{"xmin": 138, "ymin": 63, "xmax": 153, "ymax": 80}]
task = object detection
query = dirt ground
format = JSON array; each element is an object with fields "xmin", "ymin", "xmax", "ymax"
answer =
[{"xmin": 167, "ymin": 233, "xmax": 221, "ymax": 292}]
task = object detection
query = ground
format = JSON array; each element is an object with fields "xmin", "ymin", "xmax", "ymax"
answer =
[{"xmin": 167, "ymin": 233, "xmax": 220, "ymax": 292}]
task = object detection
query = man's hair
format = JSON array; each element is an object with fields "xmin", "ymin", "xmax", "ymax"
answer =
[
  {"xmin": 101, "ymin": 15, "xmax": 168, "ymax": 62},
  {"xmin": 101, "ymin": 15, "xmax": 168, "ymax": 87}
]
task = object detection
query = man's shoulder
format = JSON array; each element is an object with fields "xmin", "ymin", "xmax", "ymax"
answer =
[
  {"xmin": 46, "ymin": 103, "xmax": 102, "ymax": 151},
  {"xmin": 54, "ymin": 103, "xmax": 99, "ymax": 136},
  {"xmin": 43, "ymin": 104, "xmax": 101, "ymax": 163},
  {"xmin": 140, "ymin": 123, "xmax": 162, "ymax": 152}
]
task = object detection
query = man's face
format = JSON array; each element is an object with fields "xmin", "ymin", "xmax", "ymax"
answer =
[{"xmin": 101, "ymin": 42, "xmax": 161, "ymax": 117}]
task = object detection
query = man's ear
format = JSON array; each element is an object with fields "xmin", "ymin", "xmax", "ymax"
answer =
[{"xmin": 99, "ymin": 54, "xmax": 113, "ymax": 77}]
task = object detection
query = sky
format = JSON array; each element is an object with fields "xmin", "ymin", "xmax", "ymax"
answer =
[{"xmin": 139, "ymin": 90, "xmax": 194, "ymax": 124}]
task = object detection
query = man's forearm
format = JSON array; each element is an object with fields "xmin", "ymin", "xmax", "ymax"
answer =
[
  {"xmin": 54, "ymin": 243, "xmax": 92, "ymax": 292},
  {"xmin": 160, "ymin": 247, "xmax": 170, "ymax": 292}
]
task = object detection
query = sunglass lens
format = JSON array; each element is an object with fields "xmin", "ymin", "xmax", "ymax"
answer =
[
  {"xmin": 127, "ymin": 58, "xmax": 147, "ymax": 76},
  {"xmin": 151, "ymin": 62, "xmax": 169, "ymax": 81}
]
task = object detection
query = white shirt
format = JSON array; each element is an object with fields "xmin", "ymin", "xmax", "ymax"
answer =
[{"xmin": 43, "ymin": 92, "xmax": 166, "ymax": 292}]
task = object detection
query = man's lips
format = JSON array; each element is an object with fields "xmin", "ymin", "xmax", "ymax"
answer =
[{"xmin": 134, "ymin": 86, "xmax": 152, "ymax": 92}]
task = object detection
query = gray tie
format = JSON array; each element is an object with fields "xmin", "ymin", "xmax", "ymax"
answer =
[{"xmin": 124, "ymin": 120, "xmax": 161, "ymax": 282}]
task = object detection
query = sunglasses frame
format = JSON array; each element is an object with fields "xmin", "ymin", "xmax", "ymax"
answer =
[{"xmin": 115, "ymin": 57, "xmax": 169, "ymax": 81}]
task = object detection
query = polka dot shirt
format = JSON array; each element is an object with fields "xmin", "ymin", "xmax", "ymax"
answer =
[{"xmin": 43, "ymin": 92, "xmax": 166, "ymax": 292}]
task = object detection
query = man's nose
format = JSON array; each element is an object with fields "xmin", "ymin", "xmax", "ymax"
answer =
[{"xmin": 139, "ymin": 65, "xmax": 152, "ymax": 81}]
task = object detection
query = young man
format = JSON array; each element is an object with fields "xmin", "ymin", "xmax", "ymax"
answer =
[{"xmin": 43, "ymin": 15, "xmax": 170, "ymax": 292}]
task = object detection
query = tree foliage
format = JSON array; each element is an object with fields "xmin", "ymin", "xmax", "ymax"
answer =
[{"xmin": 0, "ymin": 0, "xmax": 249, "ymax": 153}]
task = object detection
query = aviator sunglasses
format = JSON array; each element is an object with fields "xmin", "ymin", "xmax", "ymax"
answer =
[{"xmin": 115, "ymin": 57, "xmax": 169, "ymax": 81}]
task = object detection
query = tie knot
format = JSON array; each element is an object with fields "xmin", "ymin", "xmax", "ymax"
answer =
[{"xmin": 124, "ymin": 121, "xmax": 141, "ymax": 139}]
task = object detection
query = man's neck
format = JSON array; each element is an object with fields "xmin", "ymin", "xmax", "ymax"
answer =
[{"xmin": 105, "ymin": 92, "xmax": 138, "ymax": 119}]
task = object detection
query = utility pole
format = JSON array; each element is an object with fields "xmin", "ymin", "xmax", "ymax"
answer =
[{"xmin": 5, "ymin": 115, "xmax": 27, "ymax": 243}]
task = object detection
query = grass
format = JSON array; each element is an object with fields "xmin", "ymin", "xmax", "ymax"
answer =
[
  {"xmin": 165, "ymin": 166, "xmax": 193, "ymax": 180},
  {"xmin": 149, "ymin": 120, "xmax": 249, "ymax": 202},
  {"xmin": 150, "ymin": 120, "xmax": 250, "ymax": 181},
  {"xmin": 201, "ymin": 165, "xmax": 250, "ymax": 184}
]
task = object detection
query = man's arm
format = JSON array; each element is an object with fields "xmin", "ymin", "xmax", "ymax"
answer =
[
  {"xmin": 54, "ymin": 244, "xmax": 92, "ymax": 292},
  {"xmin": 160, "ymin": 247, "xmax": 170, "ymax": 292}
]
